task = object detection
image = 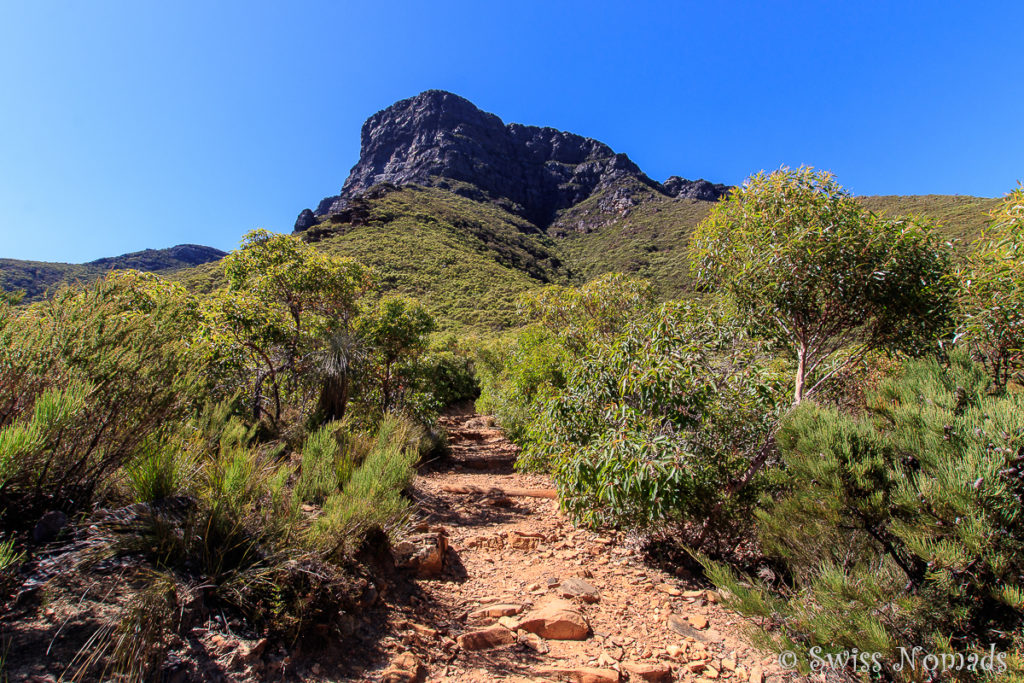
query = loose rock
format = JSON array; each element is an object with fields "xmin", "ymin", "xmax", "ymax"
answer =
[
  {"xmin": 536, "ymin": 666, "xmax": 621, "ymax": 683},
  {"xmin": 517, "ymin": 600, "xmax": 590, "ymax": 640},
  {"xmin": 621, "ymin": 662, "xmax": 673, "ymax": 682},
  {"xmin": 558, "ymin": 577, "xmax": 601, "ymax": 604},
  {"xmin": 456, "ymin": 625, "xmax": 517, "ymax": 651}
]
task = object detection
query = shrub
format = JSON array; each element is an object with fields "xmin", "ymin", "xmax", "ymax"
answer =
[
  {"xmin": 0, "ymin": 536, "xmax": 22, "ymax": 598},
  {"xmin": 526, "ymin": 300, "xmax": 785, "ymax": 539},
  {"xmin": 355, "ymin": 295, "xmax": 436, "ymax": 418},
  {"xmin": 0, "ymin": 275, "xmax": 199, "ymax": 519},
  {"xmin": 124, "ymin": 440, "xmax": 196, "ymax": 503},
  {"xmin": 295, "ymin": 421, "xmax": 355, "ymax": 504},
  {"xmin": 419, "ymin": 333, "xmax": 479, "ymax": 407},
  {"xmin": 474, "ymin": 326, "xmax": 568, "ymax": 445},
  {"xmin": 956, "ymin": 184, "xmax": 1024, "ymax": 389},
  {"xmin": 705, "ymin": 354, "xmax": 1024, "ymax": 677},
  {"xmin": 308, "ymin": 415, "xmax": 418, "ymax": 557}
]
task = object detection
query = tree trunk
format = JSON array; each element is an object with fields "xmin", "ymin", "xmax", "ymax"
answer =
[
  {"xmin": 794, "ymin": 343, "xmax": 808, "ymax": 404},
  {"xmin": 317, "ymin": 373, "xmax": 349, "ymax": 422}
]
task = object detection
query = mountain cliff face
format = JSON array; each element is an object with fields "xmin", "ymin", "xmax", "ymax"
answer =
[{"xmin": 299, "ymin": 90, "xmax": 727, "ymax": 231}]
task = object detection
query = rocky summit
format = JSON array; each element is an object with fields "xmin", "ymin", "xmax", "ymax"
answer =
[{"xmin": 297, "ymin": 90, "xmax": 728, "ymax": 231}]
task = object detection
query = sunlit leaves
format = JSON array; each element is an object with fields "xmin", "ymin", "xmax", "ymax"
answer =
[
  {"xmin": 956, "ymin": 184, "xmax": 1024, "ymax": 388},
  {"xmin": 690, "ymin": 166, "xmax": 956, "ymax": 402}
]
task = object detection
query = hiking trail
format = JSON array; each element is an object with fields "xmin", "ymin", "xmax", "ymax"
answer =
[{"xmin": 371, "ymin": 413, "xmax": 796, "ymax": 683}]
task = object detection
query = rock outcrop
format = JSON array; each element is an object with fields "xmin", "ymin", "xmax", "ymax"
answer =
[{"xmin": 295, "ymin": 90, "xmax": 729, "ymax": 231}]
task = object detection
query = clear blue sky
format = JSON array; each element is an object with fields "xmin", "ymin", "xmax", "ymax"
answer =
[{"xmin": 1, "ymin": 1, "xmax": 1021, "ymax": 262}]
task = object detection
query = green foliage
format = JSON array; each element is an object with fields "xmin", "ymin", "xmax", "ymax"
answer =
[
  {"xmin": 691, "ymin": 166, "xmax": 956, "ymax": 403},
  {"xmin": 956, "ymin": 185, "xmax": 1024, "ymax": 388},
  {"xmin": 201, "ymin": 229, "xmax": 372, "ymax": 424},
  {"xmin": 124, "ymin": 440, "xmax": 196, "ymax": 503},
  {"xmin": 526, "ymin": 300, "xmax": 784, "ymax": 534},
  {"xmin": 518, "ymin": 272, "xmax": 655, "ymax": 352},
  {"xmin": 295, "ymin": 421, "xmax": 355, "ymax": 504},
  {"xmin": 355, "ymin": 295, "xmax": 437, "ymax": 417},
  {"xmin": 707, "ymin": 354, "xmax": 1024, "ymax": 676},
  {"xmin": 419, "ymin": 333, "xmax": 479, "ymax": 407},
  {"xmin": 475, "ymin": 325, "xmax": 569, "ymax": 447},
  {"xmin": 0, "ymin": 273, "xmax": 200, "ymax": 516},
  {"xmin": 308, "ymin": 415, "xmax": 419, "ymax": 556}
]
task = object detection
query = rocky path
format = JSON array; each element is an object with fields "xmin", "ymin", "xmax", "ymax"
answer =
[{"xmin": 373, "ymin": 414, "xmax": 797, "ymax": 683}]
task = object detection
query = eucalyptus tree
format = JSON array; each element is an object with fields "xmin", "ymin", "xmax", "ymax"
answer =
[{"xmin": 690, "ymin": 167, "xmax": 955, "ymax": 404}]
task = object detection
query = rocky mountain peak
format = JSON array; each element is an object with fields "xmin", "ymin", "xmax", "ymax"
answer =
[{"xmin": 298, "ymin": 91, "xmax": 729, "ymax": 231}]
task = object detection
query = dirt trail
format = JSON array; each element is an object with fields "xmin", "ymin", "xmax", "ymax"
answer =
[{"xmin": 374, "ymin": 413, "xmax": 797, "ymax": 683}]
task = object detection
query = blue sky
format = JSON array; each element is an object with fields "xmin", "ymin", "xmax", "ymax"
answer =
[{"xmin": 1, "ymin": 1, "xmax": 1021, "ymax": 262}]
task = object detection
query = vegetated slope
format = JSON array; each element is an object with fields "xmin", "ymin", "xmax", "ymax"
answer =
[
  {"xmin": 296, "ymin": 185, "xmax": 574, "ymax": 330},
  {"xmin": 550, "ymin": 179, "xmax": 716, "ymax": 299},
  {"xmin": 553, "ymin": 191, "xmax": 999, "ymax": 297},
  {"xmin": 172, "ymin": 188, "xmax": 999, "ymax": 330},
  {"xmin": 1, "ymin": 244, "xmax": 226, "ymax": 301},
  {"xmin": 859, "ymin": 194, "xmax": 1000, "ymax": 246}
]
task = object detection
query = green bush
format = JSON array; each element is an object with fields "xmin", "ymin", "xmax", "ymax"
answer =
[
  {"xmin": 527, "ymin": 300, "xmax": 784, "ymax": 537},
  {"xmin": 474, "ymin": 326, "xmax": 568, "ymax": 446},
  {"xmin": 419, "ymin": 334, "xmax": 479, "ymax": 407},
  {"xmin": 706, "ymin": 354, "xmax": 1024, "ymax": 677},
  {"xmin": 0, "ymin": 274, "xmax": 199, "ymax": 519},
  {"xmin": 124, "ymin": 440, "xmax": 196, "ymax": 503},
  {"xmin": 956, "ymin": 185, "xmax": 1024, "ymax": 389}
]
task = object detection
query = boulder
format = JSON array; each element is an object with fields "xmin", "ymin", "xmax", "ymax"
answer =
[
  {"xmin": 32, "ymin": 510, "xmax": 68, "ymax": 544},
  {"xmin": 517, "ymin": 599, "xmax": 590, "ymax": 640},
  {"xmin": 393, "ymin": 530, "xmax": 448, "ymax": 577}
]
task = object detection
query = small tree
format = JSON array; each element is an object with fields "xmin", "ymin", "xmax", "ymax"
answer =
[
  {"xmin": 690, "ymin": 167, "xmax": 956, "ymax": 404},
  {"xmin": 202, "ymin": 230, "xmax": 372, "ymax": 423},
  {"xmin": 356, "ymin": 296, "xmax": 435, "ymax": 415},
  {"xmin": 956, "ymin": 184, "xmax": 1024, "ymax": 389}
]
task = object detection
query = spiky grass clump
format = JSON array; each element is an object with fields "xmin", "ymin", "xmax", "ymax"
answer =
[
  {"xmin": 308, "ymin": 415, "xmax": 419, "ymax": 557},
  {"xmin": 294, "ymin": 421, "xmax": 355, "ymax": 504}
]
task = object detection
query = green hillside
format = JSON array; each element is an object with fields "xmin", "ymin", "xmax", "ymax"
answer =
[
  {"xmin": 859, "ymin": 194, "xmax": 999, "ymax": 246},
  {"xmin": 295, "ymin": 185, "xmax": 571, "ymax": 330},
  {"xmin": 553, "ymin": 191, "xmax": 999, "ymax": 297},
  {"xmin": 0, "ymin": 245, "xmax": 225, "ymax": 302},
  {"xmin": 3, "ymin": 187, "xmax": 999, "ymax": 328},
  {"xmin": 551, "ymin": 185, "xmax": 715, "ymax": 299}
]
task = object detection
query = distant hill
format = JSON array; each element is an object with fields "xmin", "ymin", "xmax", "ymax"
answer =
[{"xmin": 1, "ymin": 244, "xmax": 226, "ymax": 301}]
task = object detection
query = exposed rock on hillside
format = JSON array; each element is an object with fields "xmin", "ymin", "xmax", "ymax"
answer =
[
  {"xmin": 662, "ymin": 176, "xmax": 730, "ymax": 201},
  {"xmin": 296, "ymin": 90, "xmax": 727, "ymax": 231}
]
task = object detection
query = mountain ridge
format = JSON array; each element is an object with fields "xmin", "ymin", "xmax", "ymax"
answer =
[
  {"xmin": 1, "ymin": 244, "xmax": 226, "ymax": 302},
  {"xmin": 298, "ymin": 90, "xmax": 729, "ymax": 231}
]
